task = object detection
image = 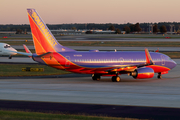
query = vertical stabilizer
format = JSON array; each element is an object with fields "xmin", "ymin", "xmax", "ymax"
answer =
[
  {"xmin": 27, "ymin": 9, "xmax": 75, "ymax": 55},
  {"xmin": 23, "ymin": 44, "xmax": 32, "ymax": 58}
]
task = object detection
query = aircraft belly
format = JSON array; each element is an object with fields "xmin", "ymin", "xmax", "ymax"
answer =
[{"xmin": 146, "ymin": 65, "xmax": 170, "ymax": 73}]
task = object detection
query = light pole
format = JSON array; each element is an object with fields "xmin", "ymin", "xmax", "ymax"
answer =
[
  {"xmin": 149, "ymin": 24, "xmax": 153, "ymax": 34},
  {"xmin": 170, "ymin": 24, "xmax": 174, "ymax": 35}
]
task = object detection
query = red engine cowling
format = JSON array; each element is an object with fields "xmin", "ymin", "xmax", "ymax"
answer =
[{"xmin": 131, "ymin": 67, "xmax": 154, "ymax": 79}]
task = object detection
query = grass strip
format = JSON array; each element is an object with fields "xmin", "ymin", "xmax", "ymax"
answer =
[
  {"xmin": 0, "ymin": 64, "xmax": 69, "ymax": 77},
  {"xmin": 0, "ymin": 110, "xmax": 140, "ymax": 120},
  {"xmin": 0, "ymin": 38, "xmax": 32, "ymax": 40}
]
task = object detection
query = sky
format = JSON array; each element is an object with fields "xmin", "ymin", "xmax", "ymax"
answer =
[{"xmin": 0, "ymin": 0, "xmax": 180, "ymax": 24}]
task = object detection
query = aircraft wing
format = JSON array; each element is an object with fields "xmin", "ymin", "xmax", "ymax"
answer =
[
  {"xmin": 105, "ymin": 48, "xmax": 154, "ymax": 73},
  {"xmin": 105, "ymin": 65, "xmax": 137, "ymax": 73}
]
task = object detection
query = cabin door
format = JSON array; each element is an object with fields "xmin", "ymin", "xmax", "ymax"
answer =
[
  {"xmin": 161, "ymin": 55, "xmax": 165, "ymax": 65},
  {"xmin": 119, "ymin": 57, "xmax": 124, "ymax": 65}
]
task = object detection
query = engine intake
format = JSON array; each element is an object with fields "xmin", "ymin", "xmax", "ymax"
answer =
[{"xmin": 131, "ymin": 67, "xmax": 154, "ymax": 79}]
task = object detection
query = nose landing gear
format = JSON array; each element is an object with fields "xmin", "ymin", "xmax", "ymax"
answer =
[{"xmin": 157, "ymin": 73, "xmax": 162, "ymax": 79}]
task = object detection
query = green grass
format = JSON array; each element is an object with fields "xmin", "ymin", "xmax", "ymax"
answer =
[
  {"xmin": 0, "ymin": 64, "xmax": 70, "ymax": 77},
  {"xmin": 0, "ymin": 38, "xmax": 32, "ymax": 40},
  {"xmin": 0, "ymin": 110, "xmax": 140, "ymax": 120},
  {"xmin": 0, "ymin": 40, "xmax": 32, "ymax": 45}
]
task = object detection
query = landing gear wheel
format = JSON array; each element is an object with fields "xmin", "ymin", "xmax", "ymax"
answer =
[
  {"xmin": 112, "ymin": 76, "xmax": 116, "ymax": 82},
  {"xmin": 92, "ymin": 74, "xmax": 101, "ymax": 81},
  {"xmin": 9, "ymin": 55, "xmax": 12, "ymax": 59},
  {"xmin": 112, "ymin": 76, "xmax": 121, "ymax": 82},
  {"xmin": 157, "ymin": 73, "xmax": 162, "ymax": 79}
]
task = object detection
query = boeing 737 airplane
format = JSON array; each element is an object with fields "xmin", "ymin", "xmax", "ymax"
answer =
[
  {"xmin": 0, "ymin": 43, "xmax": 17, "ymax": 59},
  {"xmin": 15, "ymin": 9, "xmax": 177, "ymax": 82}
]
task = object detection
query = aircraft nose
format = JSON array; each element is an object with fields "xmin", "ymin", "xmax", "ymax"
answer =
[
  {"xmin": 13, "ymin": 49, "xmax": 17, "ymax": 55},
  {"xmin": 171, "ymin": 59, "xmax": 177, "ymax": 69},
  {"xmin": 10, "ymin": 48, "xmax": 17, "ymax": 55}
]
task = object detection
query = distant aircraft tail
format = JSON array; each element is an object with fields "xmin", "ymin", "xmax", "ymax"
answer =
[
  {"xmin": 23, "ymin": 44, "xmax": 32, "ymax": 58},
  {"xmin": 23, "ymin": 44, "xmax": 31, "ymax": 53},
  {"xmin": 27, "ymin": 9, "xmax": 75, "ymax": 55}
]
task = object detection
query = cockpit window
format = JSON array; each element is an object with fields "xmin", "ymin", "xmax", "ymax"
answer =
[{"xmin": 4, "ymin": 45, "xmax": 11, "ymax": 48}]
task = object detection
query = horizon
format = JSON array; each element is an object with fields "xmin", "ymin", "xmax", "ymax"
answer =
[
  {"xmin": 1, "ymin": 21, "xmax": 180, "ymax": 26},
  {"xmin": 1, "ymin": 0, "xmax": 180, "ymax": 24}
]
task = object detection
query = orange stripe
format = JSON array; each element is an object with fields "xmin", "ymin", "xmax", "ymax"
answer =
[
  {"xmin": 28, "ymin": 13, "xmax": 57, "ymax": 52},
  {"xmin": 32, "ymin": 33, "xmax": 47, "ymax": 54}
]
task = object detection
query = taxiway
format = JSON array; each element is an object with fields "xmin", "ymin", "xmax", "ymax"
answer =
[{"xmin": 0, "ymin": 59, "xmax": 180, "ymax": 108}]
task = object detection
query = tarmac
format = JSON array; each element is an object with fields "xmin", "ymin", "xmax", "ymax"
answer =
[
  {"xmin": 1, "ymin": 36, "xmax": 180, "ymax": 118},
  {"xmin": 0, "ymin": 57, "xmax": 36, "ymax": 64},
  {"xmin": 0, "ymin": 59, "xmax": 180, "ymax": 108}
]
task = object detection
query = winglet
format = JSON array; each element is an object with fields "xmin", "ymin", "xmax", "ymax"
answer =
[
  {"xmin": 23, "ymin": 44, "xmax": 32, "ymax": 58},
  {"xmin": 155, "ymin": 48, "xmax": 159, "ymax": 52},
  {"xmin": 145, "ymin": 48, "xmax": 154, "ymax": 65}
]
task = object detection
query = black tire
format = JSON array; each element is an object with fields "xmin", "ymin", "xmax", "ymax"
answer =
[
  {"xmin": 116, "ymin": 76, "xmax": 121, "ymax": 82},
  {"xmin": 112, "ymin": 76, "xmax": 121, "ymax": 82},
  {"xmin": 92, "ymin": 76, "xmax": 96, "ymax": 80},
  {"xmin": 112, "ymin": 76, "xmax": 116, "ymax": 82},
  {"xmin": 158, "ymin": 74, "xmax": 162, "ymax": 79},
  {"xmin": 92, "ymin": 74, "xmax": 101, "ymax": 81}
]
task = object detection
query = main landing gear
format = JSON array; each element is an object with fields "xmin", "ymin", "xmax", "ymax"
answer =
[
  {"xmin": 9, "ymin": 55, "xmax": 12, "ymax": 59},
  {"xmin": 92, "ymin": 74, "xmax": 101, "ymax": 81},
  {"xmin": 112, "ymin": 76, "xmax": 121, "ymax": 82},
  {"xmin": 157, "ymin": 73, "xmax": 162, "ymax": 79},
  {"xmin": 92, "ymin": 74, "xmax": 121, "ymax": 82}
]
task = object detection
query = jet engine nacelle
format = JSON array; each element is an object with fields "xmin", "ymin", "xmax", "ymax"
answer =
[{"xmin": 131, "ymin": 67, "xmax": 154, "ymax": 79}]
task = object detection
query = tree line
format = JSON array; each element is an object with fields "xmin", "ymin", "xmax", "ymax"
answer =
[{"xmin": 1, "ymin": 22, "xmax": 180, "ymax": 34}]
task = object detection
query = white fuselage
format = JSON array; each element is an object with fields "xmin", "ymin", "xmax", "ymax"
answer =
[{"xmin": 0, "ymin": 43, "xmax": 17, "ymax": 56}]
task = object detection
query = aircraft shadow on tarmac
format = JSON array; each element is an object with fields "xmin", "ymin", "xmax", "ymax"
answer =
[{"xmin": 0, "ymin": 73, "xmax": 171, "ymax": 83}]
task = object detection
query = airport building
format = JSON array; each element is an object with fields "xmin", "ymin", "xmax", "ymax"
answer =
[
  {"xmin": 51, "ymin": 29, "xmax": 85, "ymax": 35},
  {"xmin": 50, "ymin": 29, "xmax": 117, "ymax": 35}
]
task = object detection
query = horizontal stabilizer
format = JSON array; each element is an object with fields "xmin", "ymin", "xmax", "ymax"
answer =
[
  {"xmin": 36, "ymin": 52, "xmax": 53, "ymax": 58},
  {"xmin": 11, "ymin": 51, "xmax": 32, "ymax": 56},
  {"xmin": 23, "ymin": 44, "xmax": 32, "ymax": 58},
  {"xmin": 23, "ymin": 44, "xmax": 32, "ymax": 53}
]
